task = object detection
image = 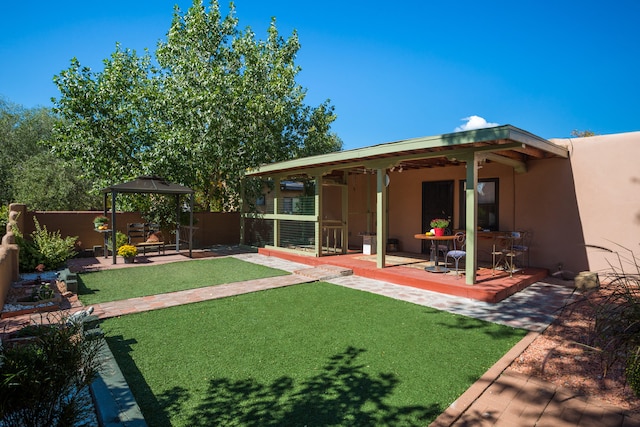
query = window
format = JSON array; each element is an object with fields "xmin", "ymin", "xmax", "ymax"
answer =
[{"xmin": 459, "ymin": 178, "xmax": 499, "ymax": 231}]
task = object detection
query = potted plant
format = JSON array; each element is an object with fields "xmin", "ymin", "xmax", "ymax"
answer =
[
  {"xmin": 117, "ymin": 244, "xmax": 138, "ymax": 263},
  {"xmin": 429, "ymin": 218, "xmax": 450, "ymax": 236},
  {"xmin": 93, "ymin": 215, "xmax": 109, "ymax": 230}
]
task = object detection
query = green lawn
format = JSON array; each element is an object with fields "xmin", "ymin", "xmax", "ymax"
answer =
[
  {"xmin": 78, "ymin": 257, "xmax": 289, "ymax": 305},
  {"xmin": 101, "ymin": 282, "xmax": 527, "ymax": 426}
]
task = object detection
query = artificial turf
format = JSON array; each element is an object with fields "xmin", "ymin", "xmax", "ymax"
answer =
[
  {"xmin": 77, "ymin": 257, "xmax": 289, "ymax": 305},
  {"xmin": 101, "ymin": 281, "xmax": 527, "ymax": 426}
]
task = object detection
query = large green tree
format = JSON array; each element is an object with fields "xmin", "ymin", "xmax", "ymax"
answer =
[
  {"xmin": 10, "ymin": 152, "xmax": 98, "ymax": 210},
  {"xmin": 0, "ymin": 98, "xmax": 53, "ymax": 204},
  {"xmin": 0, "ymin": 97, "xmax": 98, "ymax": 209},
  {"xmin": 51, "ymin": 0, "xmax": 341, "ymax": 212},
  {"xmin": 52, "ymin": 46, "xmax": 159, "ymax": 193}
]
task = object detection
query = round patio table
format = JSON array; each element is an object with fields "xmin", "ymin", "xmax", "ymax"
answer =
[{"xmin": 414, "ymin": 234, "xmax": 458, "ymax": 273}]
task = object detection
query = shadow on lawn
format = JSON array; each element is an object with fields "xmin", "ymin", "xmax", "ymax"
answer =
[
  {"xmin": 76, "ymin": 276, "xmax": 97, "ymax": 296},
  {"xmin": 117, "ymin": 345, "xmax": 440, "ymax": 426}
]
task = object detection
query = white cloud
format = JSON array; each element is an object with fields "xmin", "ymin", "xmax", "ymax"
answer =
[{"xmin": 455, "ymin": 115, "xmax": 499, "ymax": 132}]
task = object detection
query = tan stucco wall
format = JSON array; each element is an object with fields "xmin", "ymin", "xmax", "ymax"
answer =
[
  {"xmin": 0, "ymin": 204, "xmax": 23, "ymax": 310},
  {"xmin": 348, "ymin": 162, "xmax": 517, "ymax": 258},
  {"xmin": 0, "ymin": 246, "xmax": 14, "ymax": 310},
  {"xmin": 19, "ymin": 211, "xmax": 241, "ymax": 252},
  {"xmin": 547, "ymin": 132, "xmax": 640, "ymax": 273}
]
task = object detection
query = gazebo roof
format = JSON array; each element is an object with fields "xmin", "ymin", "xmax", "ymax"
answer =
[
  {"xmin": 100, "ymin": 176, "xmax": 195, "ymax": 264},
  {"xmin": 101, "ymin": 176, "xmax": 194, "ymax": 195}
]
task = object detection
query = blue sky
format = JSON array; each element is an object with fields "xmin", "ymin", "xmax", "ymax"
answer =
[{"xmin": 2, "ymin": 0, "xmax": 638, "ymax": 150}]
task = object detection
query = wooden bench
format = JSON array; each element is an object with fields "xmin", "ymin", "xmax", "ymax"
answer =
[{"xmin": 127, "ymin": 223, "xmax": 166, "ymax": 255}]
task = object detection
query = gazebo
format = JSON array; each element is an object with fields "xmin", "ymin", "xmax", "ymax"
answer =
[{"xmin": 101, "ymin": 176, "xmax": 195, "ymax": 264}]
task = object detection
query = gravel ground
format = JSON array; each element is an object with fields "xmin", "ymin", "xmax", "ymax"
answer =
[{"xmin": 508, "ymin": 288, "xmax": 640, "ymax": 414}]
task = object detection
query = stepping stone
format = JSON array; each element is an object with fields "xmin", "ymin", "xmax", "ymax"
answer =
[{"xmin": 293, "ymin": 265, "xmax": 353, "ymax": 281}]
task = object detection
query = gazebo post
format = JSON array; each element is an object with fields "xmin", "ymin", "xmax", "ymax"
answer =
[
  {"xmin": 111, "ymin": 191, "xmax": 117, "ymax": 265},
  {"xmin": 189, "ymin": 193, "xmax": 194, "ymax": 258},
  {"xmin": 175, "ymin": 194, "xmax": 180, "ymax": 253}
]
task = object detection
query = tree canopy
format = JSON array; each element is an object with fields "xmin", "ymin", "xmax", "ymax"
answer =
[
  {"xmin": 51, "ymin": 0, "xmax": 341, "ymax": 212},
  {"xmin": 0, "ymin": 98, "xmax": 51, "ymax": 204},
  {"xmin": 571, "ymin": 129, "xmax": 597, "ymax": 138},
  {"xmin": 0, "ymin": 97, "xmax": 99, "ymax": 210}
]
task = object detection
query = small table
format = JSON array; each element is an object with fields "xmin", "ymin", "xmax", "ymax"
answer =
[
  {"xmin": 414, "ymin": 234, "xmax": 457, "ymax": 273},
  {"xmin": 95, "ymin": 229, "xmax": 112, "ymax": 259}
]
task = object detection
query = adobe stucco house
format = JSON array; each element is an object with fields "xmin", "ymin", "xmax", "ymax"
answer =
[{"xmin": 242, "ymin": 125, "xmax": 639, "ymax": 285}]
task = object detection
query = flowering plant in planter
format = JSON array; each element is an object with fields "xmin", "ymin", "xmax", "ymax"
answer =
[
  {"xmin": 117, "ymin": 244, "xmax": 138, "ymax": 258},
  {"xmin": 93, "ymin": 215, "xmax": 109, "ymax": 229},
  {"xmin": 430, "ymin": 218, "xmax": 450, "ymax": 229}
]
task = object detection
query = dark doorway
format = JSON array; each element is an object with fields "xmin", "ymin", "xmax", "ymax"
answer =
[{"xmin": 421, "ymin": 180, "xmax": 454, "ymax": 253}]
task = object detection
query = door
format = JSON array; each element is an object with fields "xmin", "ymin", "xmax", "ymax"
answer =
[{"xmin": 421, "ymin": 180, "xmax": 454, "ymax": 253}]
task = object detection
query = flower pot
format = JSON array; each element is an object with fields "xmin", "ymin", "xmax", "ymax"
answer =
[
  {"xmin": 434, "ymin": 228, "xmax": 445, "ymax": 236},
  {"xmin": 124, "ymin": 256, "xmax": 135, "ymax": 264}
]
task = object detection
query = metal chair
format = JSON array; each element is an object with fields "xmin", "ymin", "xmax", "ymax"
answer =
[
  {"xmin": 445, "ymin": 232, "xmax": 466, "ymax": 277},
  {"xmin": 502, "ymin": 231, "xmax": 529, "ymax": 276}
]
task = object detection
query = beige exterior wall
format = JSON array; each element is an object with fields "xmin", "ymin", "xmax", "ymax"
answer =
[{"xmin": 545, "ymin": 132, "xmax": 640, "ymax": 273}]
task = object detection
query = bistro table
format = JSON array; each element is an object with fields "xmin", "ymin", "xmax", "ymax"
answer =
[
  {"xmin": 95, "ymin": 228, "xmax": 111, "ymax": 259},
  {"xmin": 414, "ymin": 233, "xmax": 458, "ymax": 273}
]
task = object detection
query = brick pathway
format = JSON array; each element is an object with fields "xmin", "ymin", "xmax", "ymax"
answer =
[{"xmin": 91, "ymin": 274, "xmax": 312, "ymax": 319}]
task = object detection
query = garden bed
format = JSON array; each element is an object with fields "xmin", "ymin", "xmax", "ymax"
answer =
[
  {"xmin": 509, "ymin": 286, "xmax": 640, "ymax": 414},
  {"xmin": 1, "ymin": 275, "xmax": 63, "ymax": 318}
]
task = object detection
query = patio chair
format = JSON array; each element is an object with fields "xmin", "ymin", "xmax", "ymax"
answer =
[
  {"xmin": 445, "ymin": 232, "xmax": 466, "ymax": 277},
  {"xmin": 502, "ymin": 231, "xmax": 530, "ymax": 276}
]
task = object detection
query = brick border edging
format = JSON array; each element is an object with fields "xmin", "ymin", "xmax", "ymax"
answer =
[{"xmin": 429, "ymin": 331, "xmax": 540, "ymax": 427}]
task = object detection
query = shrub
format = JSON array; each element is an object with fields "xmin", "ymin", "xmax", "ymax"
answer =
[
  {"xmin": 0, "ymin": 316, "xmax": 103, "ymax": 426},
  {"xmin": 627, "ymin": 347, "xmax": 640, "ymax": 397},
  {"xmin": 14, "ymin": 217, "xmax": 77, "ymax": 271},
  {"xmin": 582, "ymin": 245, "xmax": 640, "ymax": 383},
  {"xmin": 106, "ymin": 231, "xmax": 129, "ymax": 253},
  {"xmin": 0, "ymin": 204, "xmax": 8, "ymax": 240}
]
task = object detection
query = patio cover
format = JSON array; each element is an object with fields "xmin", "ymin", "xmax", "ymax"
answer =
[
  {"xmin": 101, "ymin": 176, "xmax": 195, "ymax": 264},
  {"xmin": 245, "ymin": 125, "xmax": 568, "ymax": 177},
  {"xmin": 244, "ymin": 125, "xmax": 569, "ymax": 284}
]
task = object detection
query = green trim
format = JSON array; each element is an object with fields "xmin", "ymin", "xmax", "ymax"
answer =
[
  {"xmin": 245, "ymin": 125, "xmax": 568, "ymax": 177},
  {"xmin": 262, "ymin": 214, "xmax": 318, "ymax": 221}
]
